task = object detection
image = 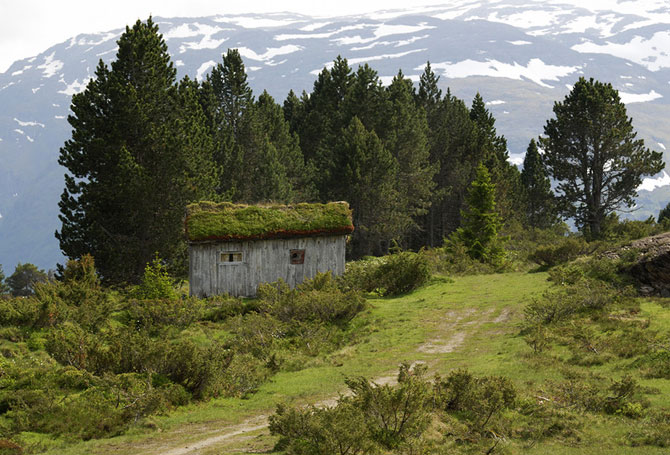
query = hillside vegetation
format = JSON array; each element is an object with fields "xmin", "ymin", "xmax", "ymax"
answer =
[{"xmin": 1, "ymin": 228, "xmax": 670, "ymax": 454}]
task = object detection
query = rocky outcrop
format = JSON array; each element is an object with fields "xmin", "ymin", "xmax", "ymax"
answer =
[{"xmin": 610, "ymin": 232, "xmax": 670, "ymax": 296}]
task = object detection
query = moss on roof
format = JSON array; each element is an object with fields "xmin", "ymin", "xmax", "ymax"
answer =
[{"xmin": 185, "ymin": 201, "xmax": 354, "ymax": 242}]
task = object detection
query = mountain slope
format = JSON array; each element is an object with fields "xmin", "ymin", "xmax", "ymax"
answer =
[{"xmin": 1, "ymin": 2, "xmax": 670, "ymax": 270}]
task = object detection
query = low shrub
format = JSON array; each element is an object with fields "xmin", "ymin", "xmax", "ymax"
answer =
[
  {"xmin": 269, "ymin": 400, "xmax": 373, "ymax": 455},
  {"xmin": 341, "ymin": 251, "xmax": 430, "ymax": 296},
  {"xmin": 434, "ymin": 369, "xmax": 517, "ymax": 433},
  {"xmin": 123, "ymin": 298, "xmax": 205, "ymax": 334},
  {"xmin": 530, "ymin": 237, "xmax": 589, "ymax": 267},
  {"xmin": 523, "ymin": 279, "xmax": 617, "ymax": 326},
  {"xmin": 347, "ymin": 363, "xmax": 432, "ymax": 449},
  {"xmin": 270, "ymin": 363, "xmax": 432, "ymax": 453},
  {"xmin": 627, "ymin": 411, "xmax": 670, "ymax": 447},
  {"xmin": 129, "ymin": 255, "xmax": 178, "ymax": 300},
  {"xmin": 631, "ymin": 351, "xmax": 670, "ymax": 379},
  {"xmin": 259, "ymin": 273, "xmax": 366, "ymax": 325}
]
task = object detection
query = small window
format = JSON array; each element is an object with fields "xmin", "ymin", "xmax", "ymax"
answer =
[
  {"xmin": 290, "ymin": 249, "xmax": 305, "ymax": 264},
  {"xmin": 220, "ymin": 251, "xmax": 243, "ymax": 263}
]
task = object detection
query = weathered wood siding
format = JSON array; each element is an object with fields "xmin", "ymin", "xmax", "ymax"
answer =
[{"xmin": 189, "ymin": 235, "xmax": 346, "ymax": 297}]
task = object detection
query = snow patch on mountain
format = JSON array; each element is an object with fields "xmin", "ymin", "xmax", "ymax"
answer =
[
  {"xmin": 639, "ymin": 170, "xmax": 670, "ymax": 192},
  {"xmin": 311, "ymin": 48, "xmax": 425, "ymax": 75},
  {"xmin": 165, "ymin": 23, "xmax": 226, "ymax": 39},
  {"xmin": 379, "ymin": 73, "xmax": 420, "ymax": 85},
  {"xmin": 37, "ymin": 52, "xmax": 64, "ymax": 78},
  {"xmin": 58, "ymin": 78, "xmax": 91, "ymax": 96},
  {"xmin": 237, "ymin": 45, "xmax": 303, "ymax": 62},
  {"xmin": 300, "ymin": 22, "xmax": 331, "ymax": 32},
  {"xmin": 67, "ymin": 32, "xmax": 119, "ymax": 49},
  {"xmin": 196, "ymin": 61, "xmax": 216, "ymax": 80},
  {"xmin": 373, "ymin": 23, "xmax": 435, "ymax": 38},
  {"xmin": 572, "ymin": 32, "xmax": 670, "ymax": 71},
  {"xmin": 484, "ymin": 10, "xmax": 562, "ymax": 30},
  {"xmin": 620, "ymin": 90, "xmax": 662, "ymax": 103},
  {"xmin": 426, "ymin": 58, "xmax": 579, "ymax": 88},
  {"xmin": 14, "ymin": 118, "xmax": 45, "ymax": 128},
  {"xmin": 215, "ymin": 15, "xmax": 301, "ymax": 29}
]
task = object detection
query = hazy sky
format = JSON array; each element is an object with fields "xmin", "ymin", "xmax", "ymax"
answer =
[{"xmin": 0, "ymin": 0, "xmax": 444, "ymax": 73}]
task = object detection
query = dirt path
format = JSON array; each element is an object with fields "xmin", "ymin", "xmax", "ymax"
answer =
[{"xmin": 140, "ymin": 306, "xmax": 511, "ymax": 455}]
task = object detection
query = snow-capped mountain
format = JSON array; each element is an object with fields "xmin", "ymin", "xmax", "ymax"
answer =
[{"xmin": 2, "ymin": 1, "xmax": 670, "ymax": 270}]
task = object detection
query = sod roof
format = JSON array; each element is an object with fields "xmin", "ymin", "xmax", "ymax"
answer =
[{"xmin": 185, "ymin": 201, "xmax": 354, "ymax": 242}]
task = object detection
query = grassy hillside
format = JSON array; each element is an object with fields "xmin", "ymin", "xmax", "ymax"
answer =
[{"xmin": 16, "ymin": 265, "xmax": 666, "ymax": 455}]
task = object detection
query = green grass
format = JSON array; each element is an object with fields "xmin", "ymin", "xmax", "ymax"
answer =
[{"xmin": 29, "ymin": 271, "xmax": 670, "ymax": 454}]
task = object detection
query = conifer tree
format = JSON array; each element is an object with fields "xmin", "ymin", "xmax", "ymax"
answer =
[
  {"xmin": 416, "ymin": 61, "xmax": 442, "ymax": 117},
  {"xmin": 381, "ymin": 70, "xmax": 435, "ymax": 245},
  {"xmin": 470, "ymin": 93, "xmax": 523, "ymax": 220},
  {"xmin": 57, "ymin": 18, "xmax": 217, "ymax": 283},
  {"xmin": 521, "ymin": 138, "xmax": 556, "ymax": 228},
  {"xmin": 457, "ymin": 163, "xmax": 504, "ymax": 265},
  {"xmin": 419, "ymin": 89, "xmax": 481, "ymax": 246},
  {"xmin": 0, "ymin": 265, "xmax": 8, "ymax": 294},
  {"xmin": 333, "ymin": 117, "xmax": 399, "ymax": 256},
  {"xmin": 540, "ymin": 77, "xmax": 664, "ymax": 238},
  {"xmin": 658, "ymin": 202, "xmax": 670, "ymax": 224},
  {"xmin": 7, "ymin": 263, "xmax": 48, "ymax": 296}
]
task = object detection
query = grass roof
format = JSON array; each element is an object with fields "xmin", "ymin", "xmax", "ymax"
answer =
[{"xmin": 185, "ymin": 201, "xmax": 354, "ymax": 242}]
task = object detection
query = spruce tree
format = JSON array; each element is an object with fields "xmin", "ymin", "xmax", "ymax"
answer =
[
  {"xmin": 540, "ymin": 77, "xmax": 664, "ymax": 238},
  {"xmin": 57, "ymin": 18, "xmax": 217, "ymax": 283},
  {"xmin": 381, "ymin": 70, "xmax": 435, "ymax": 246},
  {"xmin": 333, "ymin": 117, "xmax": 399, "ymax": 256},
  {"xmin": 470, "ymin": 93, "xmax": 523, "ymax": 221},
  {"xmin": 658, "ymin": 202, "xmax": 670, "ymax": 224},
  {"xmin": 0, "ymin": 265, "xmax": 8, "ymax": 294},
  {"xmin": 416, "ymin": 61, "xmax": 442, "ymax": 117},
  {"xmin": 521, "ymin": 138, "xmax": 556, "ymax": 228},
  {"xmin": 457, "ymin": 163, "xmax": 504, "ymax": 265},
  {"xmin": 7, "ymin": 263, "xmax": 48, "ymax": 296}
]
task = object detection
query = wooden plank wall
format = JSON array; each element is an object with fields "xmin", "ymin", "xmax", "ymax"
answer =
[{"xmin": 189, "ymin": 235, "xmax": 346, "ymax": 297}]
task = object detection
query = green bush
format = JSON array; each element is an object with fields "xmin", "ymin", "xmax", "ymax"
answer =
[
  {"xmin": 341, "ymin": 252, "xmax": 430, "ymax": 296},
  {"xmin": 434, "ymin": 369, "xmax": 517, "ymax": 433},
  {"xmin": 269, "ymin": 400, "xmax": 373, "ymax": 455},
  {"xmin": 270, "ymin": 363, "xmax": 432, "ymax": 453},
  {"xmin": 123, "ymin": 298, "xmax": 205, "ymax": 334},
  {"xmin": 431, "ymin": 238, "xmax": 500, "ymax": 275},
  {"xmin": 0, "ymin": 297, "xmax": 40, "ymax": 327},
  {"xmin": 129, "ymin": 255, "xmax": 178, "ymax": 300},
  {"xmin": 632, "ymin": 351, "xmax": 670, "ymax": 379},
  {"xmin": 259, "ymin": 273, "xmax": 367, "ymax": 325},
  {"xmin": 530, "ymin": 237, "xmax": 588, "ymax": 267},
  {"xmin": 347, "ymin": 363, "xmax": 432, "ymax": 449},
  {"xmin": 627, "ymin": 411, "xmax": 670, "ymax": 447}
]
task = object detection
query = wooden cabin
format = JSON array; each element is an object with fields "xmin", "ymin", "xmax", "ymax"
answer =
[{"xmin": 185, "ymin": 201, "xmax": 354, "ymax": 297}]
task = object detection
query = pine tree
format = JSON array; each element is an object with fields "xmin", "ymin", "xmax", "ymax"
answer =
[
  {"xmin": 658, "ymin": 202, "xmax": 670, "ymax": 224},
  {"xmin": 457, "ymin": 163, "xmax": 505, "ymax": 265},
  {"xmin": 521, "ymin": 138, "xmax": 556, "ymax": 228},
  {"xmin": 333, "ymin": 117, "xmax": 399, "ymax": 256},
  {"xmin": 470, "ymin": 93, "xmax": 523, "ymax": 221},
  {"xmin": 7, "ymin": 263, "xmax": 48, "ymax": 296},
  {"xmin": 381, "ymin": 70, "xmax": 435, "ymax": 246},
  {"xmin": 420, "ymin": 90, "xmax": 481, "ymax": 246},
  {"xmin": 416, "ymin": 61, "xmax": 442, "ymax": 117},
  {"xmin": 540, "ymin": 77, "xmax": 664, "ymax": 238},
  {"xmin": 0, "ymin": 265, "xmax": 8, "ymax": 294},
  {"xmin": 57, "ymin": 18, "xmax": 217, "ymax": 283}
]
